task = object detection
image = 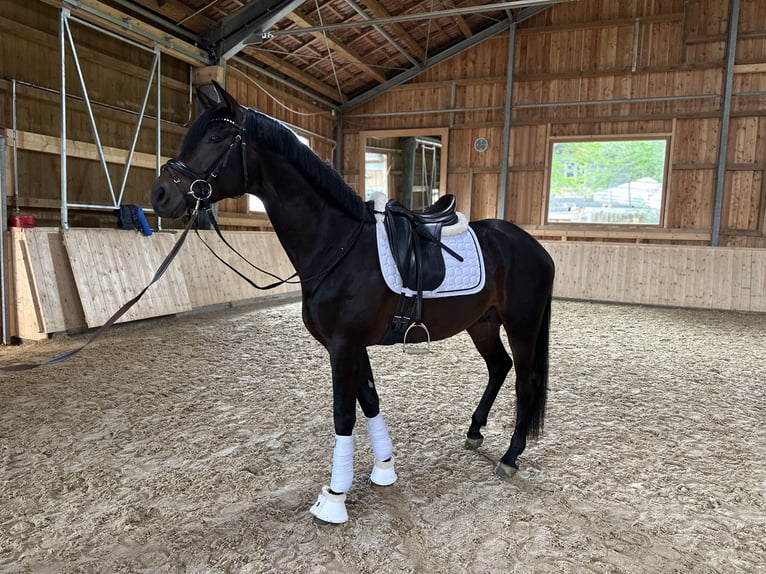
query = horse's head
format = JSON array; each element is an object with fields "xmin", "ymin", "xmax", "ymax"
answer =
[{"xmin": 151, "ymin": 81, "xmax": 249, "ymax": 218}]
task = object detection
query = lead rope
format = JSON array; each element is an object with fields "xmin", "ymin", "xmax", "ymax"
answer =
[{"xmin": 1, "ymin": 206, "xmax": 201, "ymax": 372}]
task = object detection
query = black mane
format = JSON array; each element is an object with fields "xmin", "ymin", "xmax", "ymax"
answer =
[{"xmin": 183, "ymin": 104, "xmax": 371, "ymax": 222}]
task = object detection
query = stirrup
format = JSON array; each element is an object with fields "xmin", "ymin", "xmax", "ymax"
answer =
[{"xmin": 403, "ymin": 322, "xmax": 430, "ymax": 355}]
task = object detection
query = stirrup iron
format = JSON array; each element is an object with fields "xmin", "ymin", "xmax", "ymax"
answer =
[{"xmin": 403, "ymin": 321, "xmax": 430, "ymax": 355}]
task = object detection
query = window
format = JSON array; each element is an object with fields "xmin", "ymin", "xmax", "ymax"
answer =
[
  {"xmin": 247, "ymin": 133, "xmax": 311, "ymax": 212},
  {"xmin": 364, "ymin": 152, "xmax": 389, "ymax": 200},
  {"xmin": 547, "ymin": 138, "xmax": 669, "ymax": 225}
]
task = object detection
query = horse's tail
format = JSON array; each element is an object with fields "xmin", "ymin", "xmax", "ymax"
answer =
[{"xmin": 528, "ymin": 292, "xmax": 551, "ymax": 439}]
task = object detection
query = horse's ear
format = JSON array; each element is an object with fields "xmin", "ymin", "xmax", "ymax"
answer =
[
  {"xmin": 211, "ymin": 80, "xmax": 240, "ymax": 112},
  {"xmin": 196, "ymin": 86, "xmax": 219, "ymax": 110}
]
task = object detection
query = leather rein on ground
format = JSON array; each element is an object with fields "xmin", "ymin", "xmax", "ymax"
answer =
[{"xmin": 1, "ymin": 112, "xmax": 365, "ymax": 371}]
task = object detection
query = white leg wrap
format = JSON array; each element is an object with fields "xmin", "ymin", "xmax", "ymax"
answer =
[
  {"xmin": 365, "ymin": 413, "xmax": 392, "ymax": 461},
  {"xmin": 329, "ymin": 434, "xmax": 354, "ymax": 494},
  {"xmin": 366, "ymin": 413, "xmax": 397, "ymax": 486}
]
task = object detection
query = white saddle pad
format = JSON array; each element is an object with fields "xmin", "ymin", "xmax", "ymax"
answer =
[{"xmin": 375, "ymin": 221, "xmax": 486, "ymax": 299}]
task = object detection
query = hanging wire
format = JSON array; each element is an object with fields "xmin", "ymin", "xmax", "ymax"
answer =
[
  {"xmin": 424, "ymin": 0, "xmax": 436, "ymax": 59},
  {"xmin": 177, "ymin": 0, "xmax": 222, "ymax": 26},
  {"xmin": 313, "ymin": 0, "xmax": 344, "ymax": 102},
  {"xmin": 229, "ymin": 66, "xmax": 326, "ymax": 117}
]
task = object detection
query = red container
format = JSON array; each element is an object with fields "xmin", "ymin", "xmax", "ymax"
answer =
[{"xmin": 9, "ymin": 214, "xmax": 37, "ymax": 228}]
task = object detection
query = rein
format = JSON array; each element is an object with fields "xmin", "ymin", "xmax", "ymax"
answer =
[
  {"xmin": 1, "ymin": 205, "xmax": 203, "ymax": 372},
  {"xmin": 194, "ymin": 207, "xmax": 367, "ymax": 291}
]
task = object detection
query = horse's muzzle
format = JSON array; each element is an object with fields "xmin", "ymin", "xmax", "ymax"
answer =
[{"xmin": 151, "ymin": 175, "xmax": 188, "ymax": 219}]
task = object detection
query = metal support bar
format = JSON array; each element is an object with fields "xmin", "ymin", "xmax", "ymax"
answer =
[
  {"xmin": 61, "ymin": 8, "xmax": 69, "ymax": 229},
  {"xmin": 334, "ymin": 111, "xmax": 344, "ymax": 173},
  {"xmin": 117, "ymin": 50, "xmax": 160, "ymax": 205},
  {"xmin": 268, "ymin": 0, "xmax": 571, "ymax": 37},
  {"xmin": 711, "ymin": 0, "xmax": 739, "ymax": 247},
  {"xmin": 64, "ymin": 16, "xmax": 118, "ymax": 207},
  {"xmin": 59, "ymin": 8, "xmax": 169, "ymax": 227},
  {"xmin": 498, "ymin": 22, "xmax": 517, "ymax": 221},
  {"xmin": 0, "ymin": 137, "xmax": 9, "ymax": 345}
]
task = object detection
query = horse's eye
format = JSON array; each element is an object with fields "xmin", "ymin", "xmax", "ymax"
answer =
[{"xmin": 208, "ymin": 135, "xmax": 223, "ymax": 143}]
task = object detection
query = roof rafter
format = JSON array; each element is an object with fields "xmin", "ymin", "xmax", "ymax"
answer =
[
  {"xmin": 243, "ymin": 46, "xmax": 347, "ymax": 103},
  {"xmin": 342, "ymin": 4, "xmax": 552, "ymax": 111},
  {"xmin": 286, "ymin": 10, "xmax": 388, "ymax": 84},
  {"xmin": 352, "ymin": 0, "xmax": 426, "ymax": 61}
]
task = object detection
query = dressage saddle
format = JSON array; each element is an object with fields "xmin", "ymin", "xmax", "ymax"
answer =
[
  {"xmin": 382, "ymin": 195, "xmax": 464, "ymax": 345},
  {"xmin": 383, "ymin": 194, "xmax": 461, "ymax": 293}
]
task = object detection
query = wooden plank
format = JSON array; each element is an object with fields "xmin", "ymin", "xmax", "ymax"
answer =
[
  {"xmin": 38, "ymin": 0, "xmax": 208, "ymax": 66},
  {"xmin": 175, "ymin": 230, "xmax": 297, "ymax": 310},
  {"xmin": 62, "ymin": 229, "xmax": 192, "ymax": 327},
  {"xmin": 539, "ymin": 241, "xmax": 766, "ymax": 312},
  {"xmin": 20, "ymin": 228, "xmax": 86, "ymax": 333},
  {"xmin": 2, "ymin": 129, "xmax": 170, "ymax": 169},
  {"xmin": 525, "ymin": 227, "xmax": 711, "ymax": 241},
  {"xmin": 734, "ymin": 63, "xmax": 766, "ymax": 74},
  {"xmin": 8, "ymin": 229, "xmax": 46, "ymax": 340}
]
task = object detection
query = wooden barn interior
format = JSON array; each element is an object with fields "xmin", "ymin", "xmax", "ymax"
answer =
[{"xmin": 1, "ymin": 0, "xmax": 765, "ymax": 343}]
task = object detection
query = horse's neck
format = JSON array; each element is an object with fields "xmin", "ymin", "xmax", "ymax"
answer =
[{"xmin": 257, "ymin": 162, "xmax": 357, "ymax": 279}]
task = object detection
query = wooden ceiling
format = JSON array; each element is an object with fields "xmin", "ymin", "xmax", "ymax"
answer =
[{"xmin": 104, "ymin": 0, "xmax": 572, "ymax": 109}]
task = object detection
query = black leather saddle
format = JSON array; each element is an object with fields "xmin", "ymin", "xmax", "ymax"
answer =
[{"xmin": 383, "ymin": 194, "xmax": 461, "ymax": 292}]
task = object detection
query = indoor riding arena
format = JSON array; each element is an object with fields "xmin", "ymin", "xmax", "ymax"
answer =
[{"xmin": 1, "ymin": 1, "xmax": 765, "ymax": 573}]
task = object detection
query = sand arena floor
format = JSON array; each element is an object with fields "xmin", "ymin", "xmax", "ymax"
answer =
[{"xmin": 1, "ymin": 298, "xmax": 764, "ymax": 573}]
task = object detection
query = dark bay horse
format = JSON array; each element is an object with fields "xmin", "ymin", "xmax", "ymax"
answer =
[{"xmin": 151, "ymin": 82, "xmax": 555, "ymax": 524}]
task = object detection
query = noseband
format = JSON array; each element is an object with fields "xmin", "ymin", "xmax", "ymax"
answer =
[{"xmin": 162, "ymin": 116, "xmax": 249, "ymax": 206}]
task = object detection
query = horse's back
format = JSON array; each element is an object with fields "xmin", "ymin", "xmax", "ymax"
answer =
[
  {"xmin": 470, "ymin": 218, "xmax": 555, "ymax": 310},
  {"xmin": 470, "ymin": 218, "xmax": 554, "ymax": 275}
]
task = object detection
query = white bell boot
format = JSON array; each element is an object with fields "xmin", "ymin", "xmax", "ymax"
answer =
[
  {"xmin": 309, "ymin": 485, "xmax": 348, "ymax": 524},
  {"xmin": 370, "ymin": 457, "xmax": 397, "ymax": 486}
]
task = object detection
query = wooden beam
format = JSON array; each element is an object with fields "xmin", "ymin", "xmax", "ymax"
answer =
[
  {"xmin": 734, "ymin": 63, "xmax": 766, "ymax": 74},
  {"xmin": 242, "ymin": 48, "xmax": 345, "ymax": 103},
  {"xmin": 440, "ymin": 0, "xmax": 473, "ymax": 39},
  {"xmin": 287, "ymin": 11, "xmax": 388, "ymax": 84},
  {"xmin": 355, "ymin": 0, "xmax": 427, "ymax": 60},
  {"xmin": 39, "ymin": 0, "xmax": 209, "ymax": 66},
  {"xmin": 2, "ymin": 129, "xmax": 170, "ymax": 169},
  {"xmin": 523, "ymin": 226, "xmax": 711, "ymax": 242}
]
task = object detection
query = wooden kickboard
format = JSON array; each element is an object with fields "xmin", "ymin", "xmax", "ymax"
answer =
[
  {"xmin": 177, "ymin": 230, "xmax": 298, "ymax": 309},
  {"xmin": 541, "ymin": 241, "xmax": 766, "ymax": 312},
  {"xmin": 62, "ymin": 229, "xmax": 193, "ymax": 328},
  {"xmin": 20, "ymin": 228, "xmax": 87, "ymax": 333}
]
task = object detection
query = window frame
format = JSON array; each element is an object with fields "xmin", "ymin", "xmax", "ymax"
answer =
[{"xmin": 544, "ymin": 133, "xmax": 672, "ymax": 228}]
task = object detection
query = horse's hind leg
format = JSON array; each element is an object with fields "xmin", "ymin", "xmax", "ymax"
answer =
[
  {"xmin": 464, "ymin": 311, "xmax": 514, "ymax": 450},
  {"xmin": 496, "ymin": 298, "xmax": 551, "ymax": 476}
]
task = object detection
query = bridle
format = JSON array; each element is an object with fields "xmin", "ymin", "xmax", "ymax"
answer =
[
  {"xmin": 161, "ymin": 116, "xmax": 249, "ymax": 207},
  {"xmin": 160, "ymin": 108, "xmax": 369, "ymax": 290}
]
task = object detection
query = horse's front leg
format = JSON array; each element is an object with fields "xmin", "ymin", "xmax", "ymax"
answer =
[
  {"xmin": 357, "ymin": 349, "xmax": 397, "ymax": 487},
  {"xmin": 309, "ymin": 341, "xmax": 363, "ymax": 524}
]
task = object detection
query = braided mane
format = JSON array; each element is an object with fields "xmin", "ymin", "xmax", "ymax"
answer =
[{"xmin": 245, "ymin": 109, "xmax": 372, "ymax": 222}]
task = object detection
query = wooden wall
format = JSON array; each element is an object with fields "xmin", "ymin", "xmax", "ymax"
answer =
[
  {"xmin": 0, "ymin": 0, "xmax": 337, "ymax": 230},
  {"xmin": 342, "ymin": 0, "xmax": 766, "ymax": 248},
  {"xmin": 9, "ymin": 227, "xmax": 298, "ymax": 340}
]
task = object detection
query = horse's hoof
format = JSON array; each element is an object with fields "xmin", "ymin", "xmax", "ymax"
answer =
[
  {"xmin": 493, "ymin": 461, "xmax": 518, "ymax": 478},
  {"xmin": 370, "ymin": 457, "xmax": 397, "ymax": 486},
  {"xmin": 309, "ymin": 486, "xmax": 348, "ymax": 524},
  {"xmin": 464, "ymin": 437, "xmax": 484, "ymax": 450}
]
